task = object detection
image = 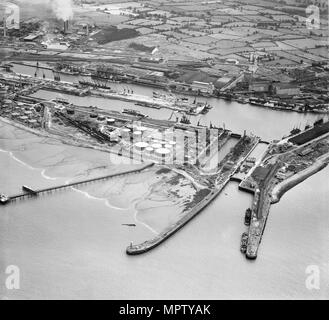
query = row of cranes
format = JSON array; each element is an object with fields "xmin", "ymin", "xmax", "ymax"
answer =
[{"xmin": 168, "ymin": 110, "xmax": 226, "ymax": 130}]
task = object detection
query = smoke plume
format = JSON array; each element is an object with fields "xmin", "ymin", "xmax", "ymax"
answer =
[
  {"xmin": 14, "ymin": 0, "xmax": 74, "ymax": 20},
  {"xmin": 51, "ymin": 0, "xmax": 74, "ymax": 21}
]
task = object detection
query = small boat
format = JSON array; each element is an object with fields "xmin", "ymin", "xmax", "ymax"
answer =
[
  {"xmin": 240, "ymin": 232, "xmax": 248, "ymax": 253},
  {"xmin": 122, "ymin": 224, "xmax": 137, "ymax": 227},
  {"xmin": 244, "ymin": 208, "xmax": 252, "ymax": 226},
  {"xmin": 153, "ymin": 91, "xmax": 162, "ymax": 98},
  {"xmin": 122, "ymin": 109, "xmax": 148, "ymax": 118}
]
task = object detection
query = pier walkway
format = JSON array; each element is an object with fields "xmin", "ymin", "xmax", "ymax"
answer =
[{"xmin": 1, "ymin": 163, "xmax": 154, "ymax": 205}]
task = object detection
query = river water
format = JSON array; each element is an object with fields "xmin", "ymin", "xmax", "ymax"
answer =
[
  {"xmin": 13, "ymin": 62, "xmax": 327, "ymax": 141},
  {"xmin": 0, "ymin": 64, "xmax": 327, "ymax": 299}
]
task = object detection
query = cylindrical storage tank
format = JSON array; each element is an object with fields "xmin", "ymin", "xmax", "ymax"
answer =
[
  {"xmin": 97, "ymin": 115, "xmax": 106, "ymax": 122},
  {"xmin": 132, "ymin": 130, "xmax": 142, "ymax": 142},
  {"xmin": 151, "ymin": 143, "xmax": 162, "ymax": 150},
  {"xmin": 134, "ymin": 142, "xmax": 149, "ymax": 152},
  {"xmin": 107, "ymin": 118, "xmax": 115, "ymax": 125},
  {"xmin": 155, "ymin": 148, "xmax": 171, "ymax": 155},
  {"xmin": 155, "ymin": 148, "xmax": 171, "ymax": 164},
  {"xmin": 145, "ymin": 147, "xmax": 154, "ymax": 156},
  {"xmin": 19, "ymin": 116, "xmax": 28, "ymax": 122},
  {"xmin": 138, "ymin": 126, "xmax": 148, "ymax": 133},
  {"xmin": 28, "ymin": 119, "xmax": 38, "ymax": 127}
]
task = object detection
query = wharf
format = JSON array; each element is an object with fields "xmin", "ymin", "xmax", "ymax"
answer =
[{"xmin": 11, "ymin": 61, "xmax": 54, "ymax": 71}]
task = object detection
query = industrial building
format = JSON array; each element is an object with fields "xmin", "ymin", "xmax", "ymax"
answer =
[
  {"xmin": 0, "ymin": 86, "xmax": 7, "ymax": 101},
  {"xmin": 274, "ymin": 83, "xmax": 300, "ymax": 97},
  {"xmin": 191, "ymin": 81, "xmax": 215, "ymax": 94},
  {"xmin": 249, "ymin": 81, "xmax": 271, "ymax": 93}
]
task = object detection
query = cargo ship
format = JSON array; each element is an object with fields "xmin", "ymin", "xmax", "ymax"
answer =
[
  {"xmin": 54, "ymin": 63, "xmax": 80, "ymax": 75},
  {"xmin": 244, "ymin": 208, "xmax": 252, "ymax": 226},
  {"xmin": 122, "ymin": 109, "xmax": 148, "ymax": 118},
  {"xmin": 240, "ymin": 232, "xmax": 248, "ymax": 253},
  {"xmin": 135, "ymin": 102, "xmax": 161, "ymax": 109},
  {"xmin": 57, "ymin": 69, "xmax": 79, "ymax": 76},
  {"xmin": 79, "ymin": 80, "xmax": 116, "ymax": 92}
]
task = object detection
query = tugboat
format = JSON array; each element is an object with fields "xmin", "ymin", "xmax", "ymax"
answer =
[
  {"xmin": 240, "ymin": 232, "xmax": 248, "ymax": 253},
  {"xmin": 244, "ymin": 208, "xmax": 252, "ymax": 226},
  {"xmin": 0, "ymin": 194, "xmax": 9, "ymax": 205},
  {"xmin": 122, "ymin": 109, "xmax": 148, "ymax": 118}
]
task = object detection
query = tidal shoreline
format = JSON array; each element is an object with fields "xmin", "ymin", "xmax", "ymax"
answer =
[{"xmin": 271, "ymin": 154, "xmax": 329, "ymax": 204}]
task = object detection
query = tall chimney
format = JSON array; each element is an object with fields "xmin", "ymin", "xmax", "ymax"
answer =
[
  {"xmin": 3, "ymin": 17, "xmax": 7, "ymax": 37},
  {"xmin": 64, "ymin": 20, "xmax": 69, "ymax": 34}
]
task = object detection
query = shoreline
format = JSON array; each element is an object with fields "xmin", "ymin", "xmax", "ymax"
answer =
[
  {"xmin": 0, "ymin": 116, "xmax": 127, "ymax": 157},
  {"xmin": 271, "ymin": 154, "xmax": 329, "ymax": 204}
]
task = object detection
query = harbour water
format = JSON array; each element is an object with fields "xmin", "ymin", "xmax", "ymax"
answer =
[
  {"xmin": 0, "ymin": 132, "xmax": 328, "ymax": 299},
  {"xmin": 0, "ymin": 64, "xmax": 328, "ymax": 299}
]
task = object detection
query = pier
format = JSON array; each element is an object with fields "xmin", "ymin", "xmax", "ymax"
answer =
[
  {"xmin": 127, "ymin": 137, "xmax": 260, "ymax": 255},
  {"xmin": 0, "ymin": 163, "xmax": 154, "ymax": 205}
]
